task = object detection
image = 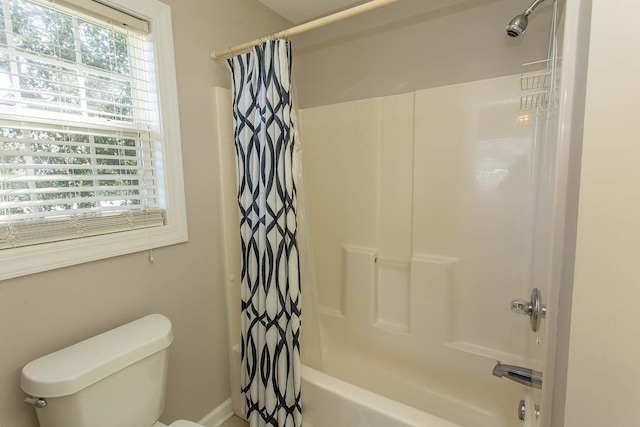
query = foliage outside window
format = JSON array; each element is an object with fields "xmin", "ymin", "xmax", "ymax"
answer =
[{"xmin": 0, "ymin": 0, "xmax": 187, "ymax": 279}]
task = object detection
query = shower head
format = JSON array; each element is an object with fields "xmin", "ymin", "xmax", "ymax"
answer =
[
  {"xmin": 506, "ymin": 0, "xmax": 548, "ymax": 37},
  {"xmin": 506, "ymin": 14, "xmax": 529, "ymax": 37}
]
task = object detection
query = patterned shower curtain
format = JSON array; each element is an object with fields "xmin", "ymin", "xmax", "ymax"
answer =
[{"xmin": 227, "ymin": 40, "xmax": 302, "ymax": 427}]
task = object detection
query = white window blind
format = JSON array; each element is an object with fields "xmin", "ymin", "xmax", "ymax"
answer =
[{"xmin": 0, "ymin": 0, "xmax": 166, "ymax": 250}]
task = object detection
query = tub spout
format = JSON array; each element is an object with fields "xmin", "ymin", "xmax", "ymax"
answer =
[{"xmin": 492, "ymin": 361, "xmax": 542, "ymax": 390}]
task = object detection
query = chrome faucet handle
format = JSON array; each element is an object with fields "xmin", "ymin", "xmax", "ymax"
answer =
[
  {"xmin": 493, "ymin": 361, "xmax": 543, "ymax": 390},
  {"xmin": 511, "ymin": 288, "xmax": 547, "ymax": 332},
  {"xmin": 511, "ymin": 299, "xmax": 533, "ymax": 316}
]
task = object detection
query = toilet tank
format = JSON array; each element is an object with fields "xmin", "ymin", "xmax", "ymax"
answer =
[{"xmin": 21, "ymin": 314, "xmax": 174, "ymax": 427}]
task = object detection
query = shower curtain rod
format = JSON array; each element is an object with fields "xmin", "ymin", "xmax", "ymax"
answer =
[{"xmin": 210, "ymin": 0, "xmax": 400, "ymax": 60}]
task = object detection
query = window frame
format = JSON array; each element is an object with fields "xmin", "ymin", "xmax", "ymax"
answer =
[{"xmin": 0, "ymin": 0, "xmax": 188, "ymax": 281}]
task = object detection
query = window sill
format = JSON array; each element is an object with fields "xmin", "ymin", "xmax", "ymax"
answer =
[{"xmin": 0, "ymin": 221, "xmax": 188, "ymax": 281}]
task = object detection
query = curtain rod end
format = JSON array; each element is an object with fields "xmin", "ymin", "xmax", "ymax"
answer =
[{"xmin": 210, "ymin": 51, "xmax": 220, "ymax": 61}]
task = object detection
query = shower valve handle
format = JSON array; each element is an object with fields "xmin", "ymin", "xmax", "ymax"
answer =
[
  {"xmin": 511, "ymin": 299, "xmax": 534, "ymax": 316},
  {"xmin": 511, "ymin": 288, "xmax": 546, "ymax": 332}
]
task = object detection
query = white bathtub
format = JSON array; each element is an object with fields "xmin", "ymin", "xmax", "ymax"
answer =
[
  {"xmin": 300, "ymin": 365, "xmax": 461, "ymax": 427},
  {"xmin": 230, "ymin": 345, "xmax": 463, "ymax": 427}
]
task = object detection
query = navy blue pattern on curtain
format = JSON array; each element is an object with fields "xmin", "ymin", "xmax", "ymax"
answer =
[{"xmin": 227, "ymin": 40, "xmax": 302, "ymax": 427}]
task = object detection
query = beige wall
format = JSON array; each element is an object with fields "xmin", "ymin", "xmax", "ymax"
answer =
[
  {"xmin": 564, "ymin": 1, "xmax": 640, "ymax": 426},
  {"xmin": 293, "ymin": 0, "xmax": 554, "ymax": 108},
  {"xmin": 0, "ymin": 1, "xmax": 289, "ymax": 426}
]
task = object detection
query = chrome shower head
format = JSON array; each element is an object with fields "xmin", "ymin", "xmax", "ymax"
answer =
[
  {"xmin": 506, "ymin": 0, "xmax": 547, "ymax": 37},
  {"xmin": 506, "ymin": 14, "xmax": 529, "ymax": 37}
]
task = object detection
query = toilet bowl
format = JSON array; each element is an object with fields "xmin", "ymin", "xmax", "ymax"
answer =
[{"xmin": 21, "ymin": 314, "xmax": 206, "ymax": 427}]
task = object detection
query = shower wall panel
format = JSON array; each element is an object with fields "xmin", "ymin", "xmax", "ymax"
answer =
[
  {"xmin": 300, "ymin": 75, "xmax": 537, "ymax": 425},
  {"xmin": 299, "ymin": 98, "xmax": 380, "ymax": 315},
  {"xmin": 413, "ymin": 76, "xmax": 536, "ymax": 359}
]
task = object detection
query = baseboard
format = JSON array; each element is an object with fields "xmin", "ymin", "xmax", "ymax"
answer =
[{"xmin": 198, "ymin": 398, "xmax": 234, "ymax": 427}]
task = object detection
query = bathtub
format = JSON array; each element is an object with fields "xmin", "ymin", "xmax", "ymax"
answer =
[
  {"xmin": 300, "ymin": 365, "xmax": 461, "ymax": 427},
  {"xmin": 230, "ymin": 345, "xmax": 465, "ymax": 427}
]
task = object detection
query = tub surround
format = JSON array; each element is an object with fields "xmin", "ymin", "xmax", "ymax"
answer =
[{"xmin": 299, "ymin": 75, "xmax": 537, "ymax": 425}]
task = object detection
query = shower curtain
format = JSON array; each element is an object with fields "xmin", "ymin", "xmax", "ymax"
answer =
[{"xmin": 227, "ymin": 40, "xmax": 302, "ymax": 427}]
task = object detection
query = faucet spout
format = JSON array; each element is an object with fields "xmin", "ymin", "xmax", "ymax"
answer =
[{"xmin": 492, "ymin": 361, "xmax": 543, "ymax": 390}]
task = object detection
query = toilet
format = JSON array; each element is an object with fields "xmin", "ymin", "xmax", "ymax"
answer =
[{"xmin": 20, "ymin": 314, "xmax": 205, "ymax": 427}]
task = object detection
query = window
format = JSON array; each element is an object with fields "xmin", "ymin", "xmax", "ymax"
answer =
[{"xmin": 0, "ymin": 0, "xmax": 187, "ymax": 280}]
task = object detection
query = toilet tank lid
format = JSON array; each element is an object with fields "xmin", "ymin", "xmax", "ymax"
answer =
[{"xmin": 21, "ymin": 314, "xmax": 174, "ymax": 398}]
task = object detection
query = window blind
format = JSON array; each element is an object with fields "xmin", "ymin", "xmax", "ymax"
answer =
[{"xmin": 0, "ymin": 0, "xmax": 165, "ymax": 249}]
